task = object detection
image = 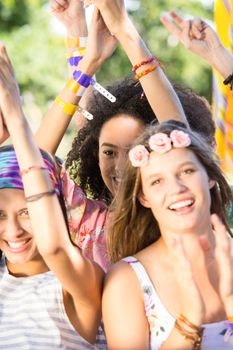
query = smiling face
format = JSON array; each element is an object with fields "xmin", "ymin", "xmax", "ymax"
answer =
[
  {"xmin": 98, "ymin": 114, "xmax": 145, "ymax": 195},
  {"xmin": 138, "ymin": 147, "xmax": 215, "ymax": 236},
  {"xmin": 0, "ymin": 188, "xmax": 46, "ymax": 274}
]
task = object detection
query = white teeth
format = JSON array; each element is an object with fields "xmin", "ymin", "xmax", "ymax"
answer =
[
  {"xmin": 169, "ymin": 200, "xmax": 193, "ymax": 210},
  {"xmin": 7, "ymin": 241, "xmax": 27, "ymax": 249}
]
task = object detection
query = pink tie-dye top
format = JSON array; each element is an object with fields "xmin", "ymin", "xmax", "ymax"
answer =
[{"xmin": 61, "ymin": 166, "xmax": 109, "ymax": 272}]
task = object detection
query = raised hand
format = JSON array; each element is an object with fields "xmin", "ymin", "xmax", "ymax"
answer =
[
  {"xmin": 160, "ymin": 11, "xmax": 223, "ymax": 64},
  {"xmin": 82, "ymin": 0, "xmax": 127, "ymax": 37},
  {"xmin": 83, "ymin": 7, "xmax": 117, "ymax": 68},
  {"xmin": 50, "ymin": 0, "xmax": 87, "ymax": 33},
  {"xmin": 167, "ymin": 235, "xmax": 204, "ymax": 326},
  {"xmin": 0, "ymin": 43, "xmax": 22, "ymax": 141}
]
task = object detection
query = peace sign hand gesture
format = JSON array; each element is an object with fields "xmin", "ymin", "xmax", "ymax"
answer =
[{"xmin": 160, "ymin": 11, "xmax": 223, "ymax": 64}]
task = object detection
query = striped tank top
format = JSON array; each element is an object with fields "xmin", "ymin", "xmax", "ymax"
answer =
[{"xmin": 0, "ymin": 256, "xmax": 106, "ymax": 349}]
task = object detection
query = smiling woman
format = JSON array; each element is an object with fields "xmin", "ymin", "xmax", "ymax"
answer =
[{"xmin": 103, "ymin": 121, "xmax": 233, "ymax": 350}]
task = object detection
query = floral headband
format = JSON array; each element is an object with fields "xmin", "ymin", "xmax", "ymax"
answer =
[{"xmin": 129, "ymin": 130, "xmax": 191, "ymax": 167}]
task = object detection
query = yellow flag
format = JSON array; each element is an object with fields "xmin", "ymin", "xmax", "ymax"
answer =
[{"xmin": 213, "ymin": 0, "xmax": 233, "ymax": 182}]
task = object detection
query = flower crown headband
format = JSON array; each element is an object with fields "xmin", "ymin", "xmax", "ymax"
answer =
[{"xmin": 129, "ymin": 130, "xmax": 191, "ymax": 167}]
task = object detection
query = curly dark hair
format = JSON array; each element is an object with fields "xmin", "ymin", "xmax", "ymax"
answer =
[{"xmin": 65, "ymin": 76, "xmax": 215, "ymax": 203}]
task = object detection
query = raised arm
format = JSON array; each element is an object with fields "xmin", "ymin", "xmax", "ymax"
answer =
[
  {"xmin": 85, "ymin": 0, "xmax": 187, "ymax": 125},
  {"xmin": 36, "ymin": 0, "xmax": 117, "ymax": 155},
  {"xmin": 160, "ymin": 11, "xmax": 233, "ymax": 79},
  {"xmin": 0, "ymin": 44, "xmax": 103, "ymax": 343}
]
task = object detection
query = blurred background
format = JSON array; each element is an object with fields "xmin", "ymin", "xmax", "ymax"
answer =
[{"xmin": 0, "ymin": 0, "xmax": 213, "ymax": 158}]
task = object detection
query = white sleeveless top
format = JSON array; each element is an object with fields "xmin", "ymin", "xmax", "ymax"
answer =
[
  {"xmin": 124, "ymin": 256, "xmax": 233, "ymax": 350},
  {"xmin": 0, "ymin": 256, "xmax": 106, "ymax": 349}
]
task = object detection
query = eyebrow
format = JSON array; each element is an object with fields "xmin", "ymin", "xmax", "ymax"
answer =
[
  {"xmin": 144, "ymin": 161, "xmax": 196, "ymax": 183},
  {"xmin": 101, "ymin": 143, "xmax": 117, "ymax": 148}
]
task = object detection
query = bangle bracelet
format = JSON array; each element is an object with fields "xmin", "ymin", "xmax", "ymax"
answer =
[
  {"xmin": 20, "ymin": 166, "xmax": 48, "ymax": 177},
  {"xmin": 25, "ymin": 189, "xmax": 56, "ymax": 203},
  {"xmin": 132, "ymin": 55, "xmax": 158, "ymax": 72},
  {"xmin": 135, "ymin": 61, "xmax": 162, "ymax": 80},
  {"xmin": 73, "ymin": 70, "xmax": 116, "ymax": 102},
  {"xmin": 65, "ymin": 36, "xmax": 87, "ymax": 48}
]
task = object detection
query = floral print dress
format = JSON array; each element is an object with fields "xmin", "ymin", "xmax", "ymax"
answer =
[{"xmin": 124, "ymin": 256, "xmax": 233, "ymax": 350}]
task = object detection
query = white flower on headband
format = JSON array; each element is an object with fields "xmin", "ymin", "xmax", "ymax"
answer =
[
  {"xmin": 129, "ymin": 130, "xmax": 191, "ymax": 167},
  {"xmin": 149, "ymin": 133, "xmax": 172, "ymax": 153},
  {"xmin": 170, "ymin": 130, "xmax": 191, "ymax": 148},
  {"xmin": 129, "ymin": 145, "xmax": 149, "ymax": 167}
]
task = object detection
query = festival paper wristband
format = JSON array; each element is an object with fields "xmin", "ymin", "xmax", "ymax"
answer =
[
  {"xmin": 55, "ymin": 96, "xmax": 77, "ymax": 116},
  {"xmin": 73, "ymin": 70, "xmax": 116, "ymax": 102},
  {"xmin": 65, "ymin": 36, "xmax": 88, "ymax": 48},
  {"xmin": 55, "ymin": 96, "xmax": 93, "ymax": 120},
  {"xmin": 66, "ymin": 78, "xmax": 86, "ymax": 97}
]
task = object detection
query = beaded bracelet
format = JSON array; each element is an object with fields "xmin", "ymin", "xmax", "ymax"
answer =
[
  {"xmin": 72, "ymin": 70, "xmax": 116, "ymax": 102},
  {"xmin": 135, "ymin": 61, "xmax": 162, "ymax": 80},
  {"xmin": 132, "ymin": 55, "xmax": 158, "ymax": 72},
  {"xmin": 20, "ymin": 165, "xmax": 48, "ymax": 177},
  {"xmin": 25, "ymin": 189, "xmax": 56, "ymax": 203},
  {"xmin": 223, "ymin": 73, "xmax": 233, "ymax": 90},
  {"xmin": 64, "ymin": 36, "xmax": 87, "ymax": 48}
]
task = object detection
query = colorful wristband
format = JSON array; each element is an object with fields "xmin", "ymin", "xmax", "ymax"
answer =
[
  {"xmin": 68, "ymin": 56, "xmax": 83, "ymax": 67},
  {"xmin": 55, "ymin": 95, "xmax": 93, "ymax": 120},
  {"xmin": 55, "ymin": 96, "xmax": 78, "ymax": 116},
  {"xmin": 65, "ymin": 36, "xmax": 88, "ymax": 48},
  {"xmin": 73, "ymin": 70, "xmax": 116, "ymax": 102},
  {"xmin": 65, "ymin": 78, "xmax": 86, "ymax": 97}
]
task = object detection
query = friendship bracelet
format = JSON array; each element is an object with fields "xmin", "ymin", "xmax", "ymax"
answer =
[
  {"xmin": 135, "ymin": 61, "xmax": 162, "ymax": 80},
  {"xmin": 55, "ymin": 95, "xmax": 93, "ymax": 120},
  {"xmin": 73, "ymin": 70, "xmax": 116, "ymax": 102},
  {"xmin": 20, "ymin": 166, "xmax": 48, "ymax": 177},
  {"xmin": 65, "ymin": 36, "xmax": 88, "ymax": 48},
  {"xmin": 25, "ymin": 189, "xmax": 56, "ymax": 203},
  {"xmin": 132, "ymin": 55, "xmax": 158, "ymax": 72}
]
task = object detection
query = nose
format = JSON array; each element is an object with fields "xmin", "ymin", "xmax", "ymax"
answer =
[
  {"xmin": 169, "ymin": 176, "xmax": 187, "ymax": 195},
  {"xmin": 114, "ymin": 151, "xmax": 127, "ymax": 177},
  {"xmin": 5, "ymin": 217, "xmax": 24, "ymax": 238}
]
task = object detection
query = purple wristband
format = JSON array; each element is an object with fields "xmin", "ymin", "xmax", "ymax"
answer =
[
  {"xmin": 68, "ymin": 56, "xmax": 83, "ymax": 67},
  {"xmin": 228, "ymin": 322, "xmax": 233, "ymax": 330},
  {"xmin": 73, "ymin": 70, "xmax": 93, "ymax": 88}
]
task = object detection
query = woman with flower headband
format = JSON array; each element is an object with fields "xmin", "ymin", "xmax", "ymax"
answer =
[
  {"xmin": 103, "ymin": 120, "xmax": 233, "ymax": 349},
  {"xmin": 0, "ymin": 45, "xmax": 106, "ymax": 348}
]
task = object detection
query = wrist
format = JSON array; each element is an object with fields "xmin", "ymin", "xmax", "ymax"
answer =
[
  {"xmin": 66, "ymin": 21, "xmax": 88, "ymax": 37},
  {"xmin": 209, "ymin": 46, "xmax": 233, "ymax": 78}
]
